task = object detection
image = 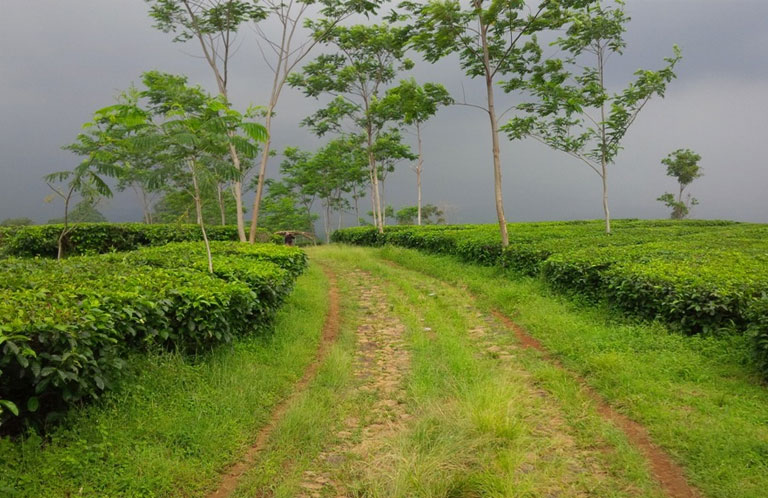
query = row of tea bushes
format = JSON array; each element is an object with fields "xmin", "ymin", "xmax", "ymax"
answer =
[
  {"xmin": 333, "ymin": 220, "xmax": 768, "ymax": 374},
  {"xmin": 0, "ymin": 223, "xmax": 281, "ymax": 258},
  {"xmin": 0, "ymin": 242, "xmax": 307, "ymax": 431}
]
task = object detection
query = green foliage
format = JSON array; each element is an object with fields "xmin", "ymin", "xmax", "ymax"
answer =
[
  {"xmin": 290, "ymin": 21, "xmax": 415, "ymax": 231},
  {"xmin": 147, "ymin": 0, "xmax": 267, "ymax": 44},
  {"xmin": 333, "ymin": 220, "xmax": 768, "ymax": 375},
  {"xmin": 395, "ymin": 204, "xmax": 445, "ymax": 225},
  {"xmin": 377, "ymin": 78, "xmax": 453, "ymax": 126},
  {"xmin": 0, "ymin": 264, "xmax": 328, "ymax": 496},
  {"xmin": 0, "ymin": 242, "xmax": 307, "ymax": 432},
  {"xmin": 0, "ymin": 218, "xmax": 33, "ymax": 227},
  {"xmin": 0, "ymin": 223, "xmax": 277, "ymax": 258},
  {"xmin": 657, "ymin": 148, "xmax": 702, "ymax": 219},
  {"xmin": 152, "ymin": 187, "xmax": 239, "ymax": 225},
  {"xmin": 259, "ymin": 180, "xmax": 318, "ymax": 233},
  {"xmin": 47, "ymin": 200, "xmax": 107, "ymax": 224},
  {"xmin": 503, "ymin": 0, "xmax": 682, "ymax": 232}
]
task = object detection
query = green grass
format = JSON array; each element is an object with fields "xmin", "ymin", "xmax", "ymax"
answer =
[
  {"xmin": 238, "ymin": 246, "xmax": 662, "ymax": 496},
  {"xmin": 374, "ymin": 244, "xmax": 768, "ymax": 498},
  {"xmin": 232, "ymin": 258, "xmax": 365, "ymax": 497},
  {"xmin": 0, "ymin": 263, "xmax": 329, "ymax": 497}
]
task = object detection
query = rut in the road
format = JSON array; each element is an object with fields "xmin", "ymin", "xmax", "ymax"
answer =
[
  {"xmin": 298, "ymin": 270, "xmax": 411, "ymax": 498},
  {"xmin": 208, "ymin": 266, "xmax": 340, "ymax": 498}
]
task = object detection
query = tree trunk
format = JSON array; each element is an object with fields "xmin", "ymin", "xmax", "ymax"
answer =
[
  {"xmin": 248, "ymin": 107, "xmax": 274, "ymax": 243},
  {"xmin": 598, "ymin": 46, "xmax": 611, "ymax": 235},
  {"xmin": 353, "ymin": 185, "xmax": 360, "ymax": 226},
  {"xmin": 416, "ymin": 122, "xmax": 423, "ymax": 226},
  {"xmin": 324, "ymin": 201, "xmax": 331, "ymax": 244},
  {"xmin": 368, "ymin": 147, "xmax": 383, "ymax": 233},
  {"xmin": 217, "ymin": 183, "xmax": 226, "ymax": 225},
  {"xmin": 57, "ymin": 190, "xmax": 72, "ymax": 261},
  {"xmin": 380, "ymin": 179, "xmax": 386, "ymax": 227},
  {"xmin": 480, "ymin": 21, "xmax": 509, "ymax": 247},
  {"xmin": 189, "ymin": 160, "xmax": 213, "ymax": 273},
  {"xmin": 227, "ymin": 143, "xmax": 246, "ymax": 240},
  {"xmin": 601, "ymin": 164, "xmax": 611, "ymax": 234},
  {"xmin": 133, "ymin": 183, "xmax": 152, "ymax": 224}
]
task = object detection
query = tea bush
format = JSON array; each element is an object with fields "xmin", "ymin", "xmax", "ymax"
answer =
[
  {"xmin": 0, "ymin": 223, "xmax": 281, "ymax": 258},
  {"xmin": 0, "ymin": 242, "xmax": 307, "ymax": 431}
]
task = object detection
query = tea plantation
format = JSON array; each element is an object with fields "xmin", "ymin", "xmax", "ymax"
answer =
[
  {"xmin": 333, "ymin": 219, "xmax": 768, "ymax": 373},
  {"xmin": 0, "ymin": 227, "xmax": 306, "ymax": 432}
]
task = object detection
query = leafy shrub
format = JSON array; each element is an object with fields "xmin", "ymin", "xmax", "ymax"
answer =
[
  {"xmin": 0, "ymin": 223, "xmax": 282, "ymax": 258},
  {"xmin": 0, "ymin": 242, "xmax": 307, "ymax": 432}
]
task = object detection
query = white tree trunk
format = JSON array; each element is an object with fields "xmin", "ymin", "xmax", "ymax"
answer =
[
  {"xmin": 416, "ymin": 122, "xmax": 424, "ymax": 226},
  {"xmin": 189, "ymin": 160, "xmax": 213, "ymax": 273},
  {"xmin": 249, "ymin": 108, "xmax": 274, "ymax": 243},
  {"xmin": 480, "ymin": 21, "xmax": 509, "ymax": 247}
]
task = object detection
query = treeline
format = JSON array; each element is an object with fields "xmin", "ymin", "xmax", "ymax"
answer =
[{"xmin": 42, "ymin": 0, "xmax": 693, "ymax": 250}]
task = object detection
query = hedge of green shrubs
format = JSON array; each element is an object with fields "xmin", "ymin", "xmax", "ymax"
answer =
[
  {"xmin": 0, "ymin": 223, "xmax": 281, "ymax": 258},
  {"xmin": 0, "ymin": 242, "xmax": 307, "ymax": 432},
  {"xmin": 333, "ymin": 220, "xmax": 768, "ymax": 374}
]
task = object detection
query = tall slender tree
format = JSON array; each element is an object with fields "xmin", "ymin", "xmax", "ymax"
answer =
[
  {"xmin": 379, "ymin": 78, "xmax": 452, "ymax": 225},
  {"xmin": 402, "ymin": 0, "xmax": 578, "ymax": 246},
  {"xmin": 246, "ymin": 0, "xmax": 380, "ymax": 242},
  {"xmin": 289, "ymin": 23, "xmax": 413, "ymax": 233},
  {"xmin": 504, "ymin": 0, "xmax": 681, "ymax": 233},
  {"xmin": 146, "ymin": 0, "xmax": 267, "ymax": 241}
]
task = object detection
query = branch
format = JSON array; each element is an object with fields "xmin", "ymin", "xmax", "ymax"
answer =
[{"xmin": 529, "ymin": 134, "xmax": 602, "ymax": 178}]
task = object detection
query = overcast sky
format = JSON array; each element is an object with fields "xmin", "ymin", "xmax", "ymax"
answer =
[{"xmin": 1, "ymin": 0, "xmax": 766, "ymax": 225}]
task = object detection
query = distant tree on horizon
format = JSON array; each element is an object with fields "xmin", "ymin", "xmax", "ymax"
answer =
[
  {"xmin": 395, "ymin": 204, "xmax": 445, "ymax": 225},
  {"xmin": 0, "ymin": 217, "xmax": 34, "ymax": 227},
  {"xmin": 47, "ymin": 200, "xmax": 107, "ymax": 224},
  {"xmin": 657, "ymin": 148, "xmax": 702, "ymax": 220}
]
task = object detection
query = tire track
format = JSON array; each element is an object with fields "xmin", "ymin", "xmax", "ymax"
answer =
[{"xmin": 208, "ymin": 265, "xmax": 340, "ymax": 498}]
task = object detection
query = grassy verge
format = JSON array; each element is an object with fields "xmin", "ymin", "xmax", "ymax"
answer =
[
  {"xmin": 0, "ymin": 263, "xmax": 329, "ymax": 497},
  {"xmin": 375, "ymin": 245, "xmax": 768, "ymax": 498}
]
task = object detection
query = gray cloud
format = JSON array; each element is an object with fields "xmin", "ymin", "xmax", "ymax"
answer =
[{"xmin": 0, "ymin": 0, "xmax": 766, "ymax": 225}]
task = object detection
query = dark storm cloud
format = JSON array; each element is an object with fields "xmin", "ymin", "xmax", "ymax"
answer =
[{"xmin": 1, "ymin": 1, "xmax": 766, "ymax": 224}]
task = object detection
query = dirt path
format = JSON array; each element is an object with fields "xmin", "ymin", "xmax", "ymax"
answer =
[
  {"xmin": 296, "ymin": 269, "xmax": 411, "ymax": 497},
  {"xmin": 208, "ymin": 252, "xmax": 701, "ymax": 497},
  {"xmin": 383, "ymin": 257, "xmax": 699, "ymax": 498},
  {"xmin": 208, "ymin": 266, "xmax": 340, "ymax": 498}
]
